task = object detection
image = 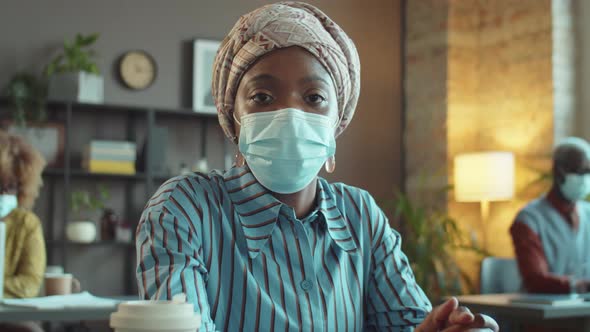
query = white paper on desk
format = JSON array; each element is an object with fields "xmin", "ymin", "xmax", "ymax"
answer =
[{"xmin": 0, "ymin": 291, "xmax": 120, "ymax": 309}]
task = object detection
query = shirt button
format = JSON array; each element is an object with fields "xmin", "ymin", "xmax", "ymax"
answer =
[{"xmin": 300, "ymin": 279, "xmax": 313, "ymax": 292}]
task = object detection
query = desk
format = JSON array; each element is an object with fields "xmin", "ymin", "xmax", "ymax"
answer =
[
  {"xmin": 0, "ymin": 296, "xmax": 136, "ymax": 323},
  {"xmin": 456, "ymin": 293, "xmax": 590, "ymax": 331}
]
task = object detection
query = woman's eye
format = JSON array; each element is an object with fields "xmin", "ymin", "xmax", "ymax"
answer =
[
  {"xmin": 306, "ymin": 94, "xmax": 326, "ymax": 105},
  {"xmin": 250, "ymin": 93, "xmax": 274, "ymax": 104}
]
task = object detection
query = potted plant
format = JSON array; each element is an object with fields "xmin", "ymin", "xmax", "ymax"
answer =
[
  {"xmin": 66, "ymin": 186, "xmax": 110, "ymax": 243},
  {"xmin": 382, "ymin": 190, "xmax": 488, "ymax": 301},
  {"xmin": 3, "ymin": 72, "xmax": 47, "ymax": 127},
  {"xmin": 2, "ymin": 72, "xmax": 65, "ymax": 168},
  {"xmin": 45, "ymin": 33, "xmax": 103, "ymax": 103}
]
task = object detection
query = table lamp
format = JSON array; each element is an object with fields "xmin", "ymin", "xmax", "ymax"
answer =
[{"xmin": 454, "ymin": 151, "xmax": 515, "ymax": 249}]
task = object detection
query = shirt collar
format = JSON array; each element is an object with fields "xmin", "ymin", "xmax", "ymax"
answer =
[
  {"xmin": 223, "ymin": 166, "xmax": 358, "ymax": 258},
  {"xmin": 316, "ymin": 178, "xmax": 358, "ymax": 253},
  {"xmin": 224, "ymin": 165, "xmax": 282, "ymax": 258}
]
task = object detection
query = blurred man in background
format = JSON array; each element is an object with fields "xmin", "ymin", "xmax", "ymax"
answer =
[{"xmin": 511, "ymin": 137, "xmax": 590, "ymax": 294}]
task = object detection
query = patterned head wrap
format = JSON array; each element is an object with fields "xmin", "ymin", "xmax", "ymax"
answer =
[{"xmin": 212, "ymin": 1, "xmax": 360, "ymax": 142}]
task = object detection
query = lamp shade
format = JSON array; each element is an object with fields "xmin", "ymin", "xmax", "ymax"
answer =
[{"xmin": 454, "ymin": 151, "xmax": 515, "ymax": 202}]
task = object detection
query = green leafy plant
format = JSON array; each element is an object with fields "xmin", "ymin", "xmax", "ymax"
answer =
[
  {"xmin": 70, "ymin": 185, "xmax": 110, "ymax": 220},
  {"xmin": 44, "ymin": 33, "xmax": 100, "ymax": 76},
  {"xmin": 2, "ymin": 72, "xmax": 47, "ymax": 127},
  {"xmin": 384, "ymin": 191, "xmax": 488, "ymax": 301}
]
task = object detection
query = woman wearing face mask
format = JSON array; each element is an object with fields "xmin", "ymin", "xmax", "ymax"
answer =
[
  {"xmin": 136, "ymin": 3, "xmax": 498, "ymax": 331},
  {"xmin": 0, "ymin": 131, "xmax": 46, "ymax": 332}
]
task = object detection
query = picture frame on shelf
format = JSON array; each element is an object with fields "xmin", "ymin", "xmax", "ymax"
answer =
[{"xmin": 192, "ymin": 39, "xmax": 221, "ymax": 114}]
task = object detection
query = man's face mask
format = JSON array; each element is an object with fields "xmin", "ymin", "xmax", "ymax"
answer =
[
  {"xmin": 560, "ymin": 173, "xmax": 590, "ymax": 202},
  {"xmin": 237, "ymin": 108, "xmax": 337, "ymax": 194}
]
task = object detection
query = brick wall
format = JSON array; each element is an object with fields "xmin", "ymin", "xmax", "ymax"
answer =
[
  {"xmin": 405, "ymin": 0, "xmax": 555, "ymax": 290},
  {"xmin": 405, "ymin": 0, "xmax": 450, "ymax": 211}
]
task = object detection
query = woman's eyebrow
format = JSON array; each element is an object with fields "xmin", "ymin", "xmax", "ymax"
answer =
[
  {"xmin": 299, "ymin": 75, "xmax": 331, "ymax": 86},
  {"xmin": 248, "ymin": 73, "xmax": 279, "ymax": 85}
]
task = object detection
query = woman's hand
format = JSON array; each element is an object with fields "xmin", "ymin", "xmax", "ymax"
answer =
[{"xmin": 416, "ymin": 297, "xmax": 499, "ymax": 332}]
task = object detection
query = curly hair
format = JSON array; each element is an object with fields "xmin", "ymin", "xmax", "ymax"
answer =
[{"xmin": 0, "ymin": 130, "xmax": 46, "ymax": 209}]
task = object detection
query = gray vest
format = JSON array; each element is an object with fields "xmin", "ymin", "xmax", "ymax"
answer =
[{"xmin": 515, "ymin": 197, "xmax": 590, "ymax": 278}]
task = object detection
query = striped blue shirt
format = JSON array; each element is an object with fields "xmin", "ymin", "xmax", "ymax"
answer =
[{"xmin": 136, "ymin": 165, "xmax": 431, "ymax": 331}]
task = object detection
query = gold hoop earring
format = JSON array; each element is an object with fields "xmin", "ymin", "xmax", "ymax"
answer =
[
  {"xmin": 235, "ymin": 153, "xmax": 245, "ymax": 167},
  {"xmin": 325, "ymin": 156, "xmax": 336, "ymax": 173}
]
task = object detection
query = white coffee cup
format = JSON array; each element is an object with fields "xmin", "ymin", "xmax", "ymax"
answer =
[{"xmin": 110, "ymin": 294, "xmax": 201, "ymax": 332}]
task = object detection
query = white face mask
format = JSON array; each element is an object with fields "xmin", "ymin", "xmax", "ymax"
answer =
[
  {"xmin": 560, "ymin": 174, "xmax": 590, "ymax": 202},
  {"xmin": 0, "ymin": 195, "xmax": 17, "ymax": 219}
]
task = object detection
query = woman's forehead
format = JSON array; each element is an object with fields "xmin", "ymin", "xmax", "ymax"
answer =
[{"xmin": 241, "ymin": 47, "xmax": 334, "ymax": 87}]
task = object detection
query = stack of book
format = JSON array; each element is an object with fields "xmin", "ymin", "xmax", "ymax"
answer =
[{"xmin": 82, "ymin": 140, "xmax": 137, "ymax": 175}]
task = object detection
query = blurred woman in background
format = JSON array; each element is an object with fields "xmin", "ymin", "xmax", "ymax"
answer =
[{"xmin": 0, "ymin": 130, "xmax": 46, "ymax": 332}]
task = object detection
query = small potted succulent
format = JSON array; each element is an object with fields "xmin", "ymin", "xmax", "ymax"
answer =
[
  {"xmin": 45, "ymin": 33, "xmax": 103, "ymax": 103},
  {"xmin": 66, "ymin": 186, "xmax": 110, "ymax": 243}
]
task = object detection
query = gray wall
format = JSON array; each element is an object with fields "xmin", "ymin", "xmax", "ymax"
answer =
[
  {"xmin": 1, "ymin": 0, "xmax": 402, "ymax": 296},
  {"xmin": 577, "ymin": 0, "xmax": 590, "ymax": 140}
]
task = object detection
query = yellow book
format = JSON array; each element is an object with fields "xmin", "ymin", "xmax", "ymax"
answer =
[{"xmin": 88, "ymin": 160, "xmax": 136, "ymax": 175}]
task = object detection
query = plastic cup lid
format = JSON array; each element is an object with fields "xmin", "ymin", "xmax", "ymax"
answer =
[
  {"xmin": 110, "ymin": 299, "xmax": 201, "ymax": 330},
  {"xmin": 44, "ymin": 273, "xmax": 73, "ymax": 278}
]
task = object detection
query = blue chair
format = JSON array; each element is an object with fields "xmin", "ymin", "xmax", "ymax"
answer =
[
  {"xmin": 480, "ymin": 257, "xmax": 523, "ymax": 331},
  {"xmin": 480, "ymin": 257, "xmax": 522, "ymax": 294}
]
